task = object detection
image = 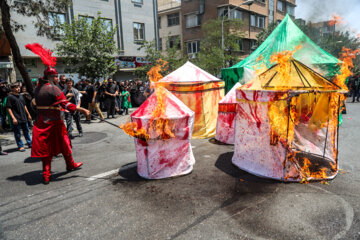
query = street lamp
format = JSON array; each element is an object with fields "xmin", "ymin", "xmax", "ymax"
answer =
[{"xmin": 221, "ymin": 0, "xmax": 254, "ymax": 65}]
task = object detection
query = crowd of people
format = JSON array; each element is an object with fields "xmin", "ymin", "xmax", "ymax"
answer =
[{"xmin": 0, "ymin": 74, "xmax": 151, "ymax": 156}]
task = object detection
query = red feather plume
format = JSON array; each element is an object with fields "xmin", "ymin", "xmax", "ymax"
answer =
[{"xmin": 25, "ymin": 43, "xmax": 57, "ymax": 67}]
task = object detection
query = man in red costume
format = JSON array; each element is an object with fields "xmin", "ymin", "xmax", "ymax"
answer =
[{"xmin": 26, "ymin": 43, "xmax": 90, "ymax": 184}]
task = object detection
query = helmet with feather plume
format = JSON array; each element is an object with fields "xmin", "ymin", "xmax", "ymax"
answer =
[{"xmin": 25, "ymin": 43, "xmax": 58, "ymax": 77}]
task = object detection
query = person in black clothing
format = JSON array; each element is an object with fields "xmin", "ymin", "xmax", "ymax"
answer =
[
  {"xmin": 97, "ymin": 81, "xmax": 106, "ymax": 111},
  {"xmin": 20, "ymin": 85, "xmax": 35, "ymax": 127},
  {"xmin": 63, "ymin": 79, "xmax": 83, "ymax": 138},
  {"xmin": 57, "ymin": 75, "xmax": 67, "ymax": 91},
  {"xmin": 0, "ymin": 79, "xmax": 8, "ymax": 131},
  {"xmin": 6, "ymin": 83, "xmax": 32, "ymax": 152},
  {"xmin": 351, "ymin": 74, "xmax": 360, "ymax": 102},
  {"xmin": 104, "ymin": 78, "xmax": 119, "ymax": 118}
]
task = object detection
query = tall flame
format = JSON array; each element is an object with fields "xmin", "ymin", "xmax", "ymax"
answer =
[
  {"xmin": 269, "ymin": 45, "xmax": 302, "ymax": 86},
  {"xmin": 120, "ymin": 59, "xmax": 175, "ymax": 141},
  {"xmin": 333, "ymin": 47, "xmax": 359, "ymax": 91},
  {"xmin": 328, "ymin": 14, "xmax": 345, "ymax": 27}
]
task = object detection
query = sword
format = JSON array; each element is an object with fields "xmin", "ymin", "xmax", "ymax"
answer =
[{"xmin": 90, "ymin": 114, "xmax": 122, "ymax": 129}]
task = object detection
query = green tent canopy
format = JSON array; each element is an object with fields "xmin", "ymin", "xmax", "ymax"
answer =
[{"xmin": 221, "ymin": 14, "xmax": 340, "ymax": 93}]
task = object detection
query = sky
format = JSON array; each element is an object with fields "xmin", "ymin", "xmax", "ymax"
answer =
[{"xmin": 296, "ymin": 0, "xmax": 360, "ymax": 35}]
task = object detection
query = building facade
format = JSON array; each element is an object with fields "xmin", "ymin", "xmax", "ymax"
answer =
[
  {"xmin": 181, "ymin": 0, "xmax": 296, "ymax": 59},
  {"xmin": 158, "ymin": 0, "xmax": 182, "ymax": 53},
  {"xmin": 12, "ymin": 0, "xmax": 158, "ymax": 82}
]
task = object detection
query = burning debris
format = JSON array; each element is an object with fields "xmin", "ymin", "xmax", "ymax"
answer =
[
  {"xmin": 328, "ymin": 14, "xmax": 345, "ymax": 27},
  {"xmin": 232, "ymin": 46, "xmax": 346, "ymax": 182},
  {"xmin": 120, "ymin": 60, "xmax": 196, "ymax": 179}
]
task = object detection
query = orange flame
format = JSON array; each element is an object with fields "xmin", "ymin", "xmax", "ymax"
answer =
[
  {"xmin": 333, "ymin": 47, "xmax": 359, "ymax": 91},
  {"xmin": 270, "ymin": 45, "xmax": 302, "ymax": 85},
  {"xmin": 254, "ymin": 55, "xmax": 268, "ymax": 75},
  {"xmin": 120, "ymin": 59, "xmax": 175, "ymax": 141},
  {"xmin": 328, "ymin": 14, "xmax": 345, "ymax": 27}
]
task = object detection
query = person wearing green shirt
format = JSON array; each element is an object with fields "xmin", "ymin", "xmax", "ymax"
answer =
[{"xmin": 120, "ymin": 87, "xmax": 132, "ymax": 115}]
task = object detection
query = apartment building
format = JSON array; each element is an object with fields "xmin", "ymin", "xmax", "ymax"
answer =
[
  {"xmin": 181, "ymin": 0, "xmax": 296, "ymax": 58},
  {"xmin": 12, "ymin": 0, "xmax": 158, "ymax": 82},
  {"xmin": 158, "ymin": 0, "xmax": 182, "ymax": 53}
]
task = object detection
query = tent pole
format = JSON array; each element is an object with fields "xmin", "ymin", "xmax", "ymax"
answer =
[
  {"xmin": 335, "ymin": 95, "xmax": 341, "ymax": 165},
  {"xmin": 283, "ymin": 96, "xmax": 292, "ymax": 180},
  {"xmin": 323, "ymin": 94, "xmax": 331, "ymax": 157}
]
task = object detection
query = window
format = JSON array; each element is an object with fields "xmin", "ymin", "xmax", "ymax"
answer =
[
  {"xmin": 236, "ymin": 39, "xmax": 244, "ymax": 52},
  {"xmin": 48, "ymin": 12, "xmax": 66, "ymax": 36},
  {"xmin": 277, "ymin": 0, "xmax": 284, "ymax": 12},
  {"xmin": 133, "ymin": 22, "xmax": 145, "ymax": 42},
  {"xmin": 102, "ymin": 18, "xmax": 113, "ymax": 32},
  {"xmin": 250, "ymin": 40, "xmax": 257, "ymax": 51},
  {"xmin": 167, "ymin": 13, "xmax": 180, "ymax": 27},
  {"xmin": 158, "ymin": 17, "xmax": 161, "ymax": 29},
  {"xmin": 132, "ymin": 0, "xmax": 143, "ymax": 4},
  {"xmin": 250, "ymin": 14, "xmax": 256, "ymax": 27},
  {"xmin": 168, "ymin": 35, "xmax": 181, "ymax": 50},
  {"xmin": 159, "ymin": 38, "xmax": 162, "ymax": 51},
  {"xmin": 287, "ymin": 5, "xmax": 295, "ymax": 16},
  {"xmin": 218, "ymin": 7, "xmax": 229, "ymax": 18},
  {"xmin": 187, "ymin": 41, "xmax": 200, "ymax": 54},
  {"xmin": 257, "ymin": 16, "xmax": 265, "ymax": 28},
  {"xmin": 218, "ymin": 7, "xmax": 243, "ymax": 20},
  {"xmin": 231, "ymin": 9, "xmax": 243, "ymax": 20},
  {"xmin": 79, "ymin": 15, "xmax": 94, "ymax": 25},
  {"xmin": 185, "ymin": 14, "xmax": 200, "ymax": 28},
  {"xmin": 256, "ymin": 0, "xmax": 265, "ymax": 3}
]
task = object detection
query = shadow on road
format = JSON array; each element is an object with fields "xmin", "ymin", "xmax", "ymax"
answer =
[
  {"xmin": 3, "ymin": 147, "xmax": 23, "ymax": 153},
  {"xmin": 24, "ymin": 157, "xmax": 41, "ymax": 163},
  {"xmin": 208, "ymin": 138, "xmax": 233, "ymax": 145},
  {"xmin": 215, "ymin": 152, "xmax": 280, "ymax": 183},
  {"xmin": 112, "ymin": 162, "xmax": 146, "ymax": 184},
  {"xmin": 6, "ymin": 170, "xmax": 79, "ymax": 185}
]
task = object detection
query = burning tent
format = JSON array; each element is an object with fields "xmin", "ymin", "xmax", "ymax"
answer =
[
  {"xmin": 123, "ymin": 86, "xmax": 195, "ymax": 179},
  {"xmin": 232, "ymin": 53, "xmax": 346, "ymax": 182},
  {"xmin": 222, "ymin": 14, "xmax": 340, "ymax": 92},
  {"xmin": 215, "ymin": 82, "xmax": 242, "ymax": 144},
  {"xmin": 158, "ymin": 61, "xmax": 225, "ymax": 139}
]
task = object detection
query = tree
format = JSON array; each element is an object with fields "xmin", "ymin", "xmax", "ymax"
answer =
[
  {"xmin": 0, "ymin": 0, "xmax": 70, "ymax": 93},
  {"xmin": 193, "ymin": 18, "xmax": 245, "ymax": 76},
  {"xmin": 56, "ymin": 13, "xmax": 118, "ymax": 80},
  {"xmin": 134, "ymin": 37, "xmax": 186, "ymax": 79}
]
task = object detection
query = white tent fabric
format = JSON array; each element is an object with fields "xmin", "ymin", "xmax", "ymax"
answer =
[
  {"xmin": 131, "ymin": 88, "xmax": 195, "ymax": 179},
  {"xmin": 232, "ymin": 89, "xmax": 339, "ymax": 181},
  {"xmin": 215, "ymin": 82, "xmax": 242, "ymax": 144},
  {"xmin": 159, "ymin": 61, "xmax": 219, "ymax": 83}
]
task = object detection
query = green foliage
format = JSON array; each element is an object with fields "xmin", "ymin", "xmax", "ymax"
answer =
[
  {"xmin": 56, "ymin": 13, "xmax": 118, "ymax": 80},
  {"xmin": 9, "ymin": 0, "xmax": 71, "ymax": 39},
  {"xmin": 193, "ymin": 18, "xmax": 245, "ymax": 76},
  {"xmin": 134, "ymin": 37, "xmax": 186, "ymax": 79}
]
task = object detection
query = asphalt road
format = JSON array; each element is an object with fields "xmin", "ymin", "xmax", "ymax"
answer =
[{"xmin": 0, "ymin": 103, "xmax": 360, "ymax": 240}]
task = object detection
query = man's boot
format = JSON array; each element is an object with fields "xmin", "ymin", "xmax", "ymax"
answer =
[
  {"xmin": 64, "ymin": 154, "xmax": 83, "ymax": 171},
  {"xmin": 42, "ymin": 157, "xmax": 52, "ymax": 184}
]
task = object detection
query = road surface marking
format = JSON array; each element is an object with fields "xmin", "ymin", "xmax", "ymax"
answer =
[{"xmin": 87, "ymin": 169, "xmax": 119, "ymax": 181}]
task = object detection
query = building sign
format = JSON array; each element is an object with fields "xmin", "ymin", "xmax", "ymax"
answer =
[
  {"xmin": 0, "ymin": 34, "xmax": 11, "ymax": 56},
  {"xmin": 116, "ymin": 56, "xmax": 151, "ymax": 69}
]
